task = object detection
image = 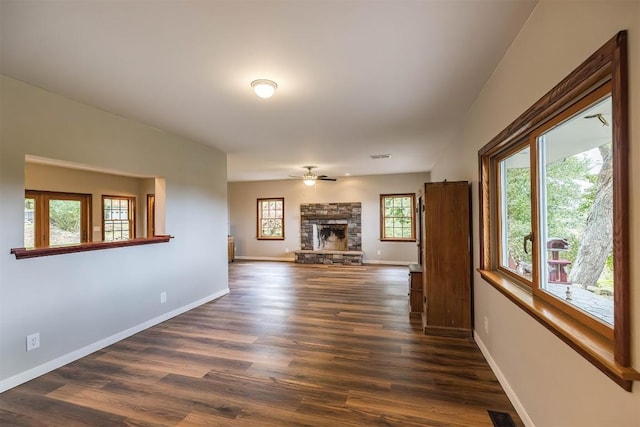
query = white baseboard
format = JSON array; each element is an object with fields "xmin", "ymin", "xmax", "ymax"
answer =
[
  {"xmin": 474, "ymin": 332, "xmax": 535, "ymax": 427},
  {"xmin": 235, "ymin": 256, "xmax": 294, "ymax": 262},
  {"xmin": 0, "ymin": 288, "xmax": 229, "ymax": 393},
  {"xmin": 235, "ymin": 256, "xmax": 413, "ymax": 266},
  {"xmin": 363, "ymin": 260, "xmax": 413, "ymax": 266}
]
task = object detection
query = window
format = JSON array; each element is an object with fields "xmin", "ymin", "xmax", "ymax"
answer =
[
  {"xmin": 257, "ymin": 198, "xmax": 284, "ymax": 239},
  {"xmin": 498, "ymin": 144, "xmax": 532, "ymax": 282},
  {"xmin": 103, "ymin": 196, "xmax": 136, "ymax": 241},
  {"xmin": 535, "ymin": 91, "xmax": 615, "ymax": 329},
  {"xmin": 24, "ymin": 196, "xmax": 35, "ymax": 248},
  {"xmin": 13, "ymin": 159, "xmax": 170, "ymax": 259},
  {"xmin": 24, "ymin": 190, "xmax": 91, "ymax": 248},
  {"xmin": 380, "ymin": 194, "xmax": 415, "ymax": 241},
  {"xmin": 498, "ymin": 86, "xmax": 615, "ymax": 333},
  {"xmin": 479, "ymin": 32, "xmax": 638, "ymax": 390}
]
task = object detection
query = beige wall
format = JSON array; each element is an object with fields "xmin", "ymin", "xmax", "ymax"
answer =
[
  {"xmin": 430, "ymin": 1, "xmax": 640, "ymax": 425},
  {"xmin": 0, "ymin": 76, "xmax": 229, "ymax": 390},
  {"xmin": 228, "ymin": 172, "xmax": 430, "ymax": 264},
  {"xmin": 25, "ymin": 162, "xmax": 152, "ymax": 240}
]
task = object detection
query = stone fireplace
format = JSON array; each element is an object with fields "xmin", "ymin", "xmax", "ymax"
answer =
[{"xmin": 295, "ymin": 202, "xmax": 363, "ymax": 265}]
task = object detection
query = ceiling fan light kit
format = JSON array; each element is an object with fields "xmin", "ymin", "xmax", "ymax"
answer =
[
  {"xmin": 290, "ymin": 166, "xmax": 337, "ymax": 186},
  {"xmin": 251, "ymin": 79, "xmax": 278, "ymax": 99}
]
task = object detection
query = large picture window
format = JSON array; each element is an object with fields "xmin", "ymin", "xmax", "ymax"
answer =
[
  {"xmin": 478, "ymin": 32, "xmax": 638, "ymax": 390},
  {"xmin": 380, "ymin": 194, "xmax": 415, "ymax": 241},
  {"xmin": 535, "ymin": 90, "xmax": 615, "ymax": 328},
  {"xmin": 257, "ymin": 198, "xmax": 284, "ymax": 240},
  {"xmin": 497, "ymin": 86, "xmax": 615, "ymax": 333}
]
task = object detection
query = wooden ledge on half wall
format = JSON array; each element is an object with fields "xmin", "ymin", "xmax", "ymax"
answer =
[{"xmin": 10, "ymin": 235, "xmax": 173, "ymax": 259}]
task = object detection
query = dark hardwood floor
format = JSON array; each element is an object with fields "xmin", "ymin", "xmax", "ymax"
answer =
[{"xmin": 0, "ymin": 261, "xmax": 522, "ymax": 426}]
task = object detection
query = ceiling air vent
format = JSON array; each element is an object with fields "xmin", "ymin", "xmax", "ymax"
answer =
[{"xmin": 369, "ymin": 154, "xmax": 391, "ymax": 160}]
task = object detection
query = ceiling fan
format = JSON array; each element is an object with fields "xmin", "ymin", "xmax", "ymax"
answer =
[{"xmin": 289, "ymin": 166, "xmax": 337, "ymax": 186}]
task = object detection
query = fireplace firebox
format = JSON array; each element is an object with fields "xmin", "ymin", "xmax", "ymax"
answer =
[{"xmin": 313, "ymin": 224, "xmax": 348, "ymax": 251}]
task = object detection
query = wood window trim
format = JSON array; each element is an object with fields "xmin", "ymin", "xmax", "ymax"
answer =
[
  {"xmin": 380, "ymin": 193, "xmax": 416, "ymax": 242},
  {"xmin": 16, "ymin": 191, "xmax": 170, "ymax": 259},
  {"xmin": 477, "ymin": 269, "xmax": 640, "ymax": 391},
  {"xmin": 257, "ymin": 197, "xmax": 285, "ymax": 240},
  {"xmin": 478, "ymin": 31, "xmax": 639, "ymax": 391},
  {"xmin": 102, "ymin": 195, "xmax": 136, "ymax": 241},
  {"xmin": 529, "ymin": 83, "xmax": 615, "ymax": 341},
  {"xmin": 147, "ymin": 194, "xmax": 156, "ymax": 238},
  {"xmin": 11, "ymin": 235, "xmax": 172, "ymax": 259},
  {"xmin": 25, "ymin": 190, "xmax": 92, "ymax": 248}
]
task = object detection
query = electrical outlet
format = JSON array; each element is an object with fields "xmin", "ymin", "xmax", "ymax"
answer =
[
  {"xmin": 376, "ymin": 249, "xmax": 381, "ymax": 256},
  {"xmin": 285, "ymin": 248, "xmax": 289, "ymax": 253},
  {"xmin": 26, "ymin": 332, "xmax": 40, "ymax": 351},
  {"xmin": 160, "ymin": 292, "xmax": 167, "ymax": 304},
  {"xmin": 484, "ymin": 316, "xmax": 489, "ymax": 334}
]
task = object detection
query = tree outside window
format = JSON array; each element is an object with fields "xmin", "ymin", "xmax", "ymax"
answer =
[
  {"xmin": 478, "ymin": 32, "xmax": 635, "ymax": 390},
  {"xmin": 495, "ymin": 88, "xmax": 615, "ymax": 330}
]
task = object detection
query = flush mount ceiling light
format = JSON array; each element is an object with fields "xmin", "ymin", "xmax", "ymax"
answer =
[{"xmin": 251, "ymin": 79, "xmax": 278, "ymax": 99}]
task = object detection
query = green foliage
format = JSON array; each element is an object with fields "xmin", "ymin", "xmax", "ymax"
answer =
[
  {"xmin": 504, "ymin": 153, "xmax": 596, "ymax": 266},
  {"xmin": 544, "ymin": 156, "xmax": 594, "ymax": 262},
  {"xmin": 49, "ymin": 200, "xmax": 81, "ymax": 233},
  {"xmin": 504, "ymin": 166, "xmax": 531, "ymax": 264},
  {"xmin": 261, "ymin": 219, "xmax": 282, "ymax": 237}
]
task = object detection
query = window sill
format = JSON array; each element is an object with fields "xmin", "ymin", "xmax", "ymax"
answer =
[
  {"xmin": 478, "ymin": 269, "xmax": 640, "ymax": 391},
  {"xmin": 380, "ymin": 239, "xmax": 417, "ymax": 242},
  {"xmin": 11, "ymin": 235, "xmax": 173, "ymax": 259}
]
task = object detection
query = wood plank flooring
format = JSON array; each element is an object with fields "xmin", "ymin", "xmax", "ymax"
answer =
[{"xmin": 0, "ymin": 261, "xmax": 523, "ymax": 426}]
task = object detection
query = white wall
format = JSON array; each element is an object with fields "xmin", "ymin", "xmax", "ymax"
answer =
[
  {"xmin": 228, "ymin": 172, "xmax": 430, "ymax": 264},
  {"xmin": 0, "ymin": 76, "xmax": 229, "ymax": 390},
  {"xmin": 430, "ymin": 1, "xmax": 640, "ymax": 426}
]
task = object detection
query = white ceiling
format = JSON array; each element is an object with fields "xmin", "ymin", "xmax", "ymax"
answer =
[{"xmin": 1, "ymin": 0, "xmax": 537, "ymax": 182}]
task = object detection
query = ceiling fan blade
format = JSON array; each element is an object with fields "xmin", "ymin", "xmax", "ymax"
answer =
[
  {"xmin": 288, "ymin": 175, "xmax": 304, "ymax": 179},
  {"xmin": 318, "ymin": 177, "xmax": 337, "ymax": 181}
]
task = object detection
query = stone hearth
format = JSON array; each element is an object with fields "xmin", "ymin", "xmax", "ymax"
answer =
[{"xmin": 295, "ymin": 250, "xmax": 363, "ymax": 265}]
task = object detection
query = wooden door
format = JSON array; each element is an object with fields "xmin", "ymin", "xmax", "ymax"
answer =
[{"xmin": 146, "ymin": 194, "xmax": 155, "ymax": 238}]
